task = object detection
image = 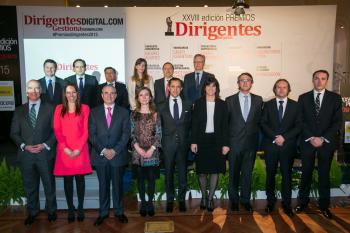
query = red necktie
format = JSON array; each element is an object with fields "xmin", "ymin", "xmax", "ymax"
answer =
[
  {"xmin": 165, "ymin": 80, "xmax": 169, "ymax": 97},
  {"xmin": 107, "ymin": 107, "xmax": 112, "ymax": 128}
]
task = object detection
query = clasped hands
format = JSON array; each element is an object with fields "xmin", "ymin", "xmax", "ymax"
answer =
[
  {"xmin": 25, "ymin": 144, "xmax": 45, "ymax": 153},
  {"xmin": 309, "ymin": 136, "xmax": 324, "ymax": 148},
  {"xmin": 134, "ymin": 143, "xmax": 155, "ymax": 158},
  {"xmin": 191, "ymin": 144, "xmax": 230, "ymax": 155},
  {"xmin": 64, "ymin": 148, "xmax": 81, "ymax": 158}
]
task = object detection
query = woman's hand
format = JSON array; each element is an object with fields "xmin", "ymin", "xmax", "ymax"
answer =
[
  {"xmin": 191, "ymin": 144, "xmax": 198, "ymax": 153},
  {"xmin": 144, "ymin": 147, "xmax": 155, "ymax": 158},
  {"xmin": 64, "ymin": 148, "xmax": 73, "ymax": 158}
]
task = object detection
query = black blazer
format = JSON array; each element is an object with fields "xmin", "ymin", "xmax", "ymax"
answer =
[
  {"xmin": 183, "ymin": 71, "xmax": 215, "ymax": 103},
  {"xmin": 88, "ymin": 104, "xmax": 130, "ymax": 167},
  {"xmin": 10, "ymin": 102, "xmax": 56, "ymax": 161},
  {"xmin": 154, "ymin": 78, "xmax": 167, "ymax": 106},
  {"xmin": 65, "ymin": 74, "xmax": 98, "ymax": 108},
  {"xmin": 39, "ymin": 77, "xmax": 65, "ymax": 106},
  {"xmin": 96, "ymin": 81, "xmax": 130, "ymax": 109},
  {"xmin": 261, "ymin": 98, "xmax": 302, "ymax": 154},
  {"xmin": 191, "ymin": 97, "xmax": 229, "ymax": 147},
  {"xmin": 158, "ymin": 97, "xmax": 192, "ymax": 148},
  {"xmin": 225, "ymin": 92, "xmax": 263, "ymax": 153},
  {"xmin": 298, "ymin": 90, "xmax": 342, "ymax": 153}
]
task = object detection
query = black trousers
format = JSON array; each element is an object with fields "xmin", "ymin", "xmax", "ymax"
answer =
[
  {"xmin": 21, "ymin": 157, "xmax": 57, "ymax": 216},
  {"xmin": 63, "ymin": 175, "xmax": 85, "ymax": 213},
  {"xmin": 95, "ymin": 164, "xmax": 125, "ymax": 216},
  {"xmin": 163, "ymin": 145, "xmax": 188, "ymax": 202},
  {"xmin": 228, "ymin": 150, "xmax": 256, "ymax": 204},
  {"xmin": 265, "ymin": 149, "xmax": 294, "ymax": 206},
  {"xmin": 298, "ymin": 149, "xmax": 333, "ymax": 209}
]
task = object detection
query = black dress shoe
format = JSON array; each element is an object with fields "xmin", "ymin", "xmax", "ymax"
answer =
[
  {"xmin": 283, "ymin": 206, "xmax": 294, "ymax": 217},
  {"xmin": 77, "ymin": 211, "xmax": 85, "ymax": 222},
  {"xmin": 147, "ymin": 203, "xmax": 155, "ymax": 217},
  {"xmin": 243, "ymin": 203, "xmax": 253, "ymax": 212},
  {"xmin": 24, "ymin": 215, "xmax": 36, "ymax": 225},
  {"xmin": 140, "ymin": 202, "xmax": 147, "ymax": 217},
  {"xmin": 200, "ymin": 198, "xmax": 207, "ymax": 210},
  {"xmin": 67, "ymin": 211, "xmax": 75, "ymax": 223},
  {"xmin": 179, "ymin": 201, "xmax": 186, "ymax": 212},
  {"xmin": 48, "ymin": 212, "xmax": 57, "ymax": 222},
  {"xmin": 207, "ymin": 199, "xmax": 214, "ymax": 212},
  {"xmin": 115, "ymin": 214, "xmax": 128, "ymax": 223},
  {"xmin": 230, "ymin": 202, "xmax": 239, "ymax": 211},
  {"xmin": 265, "ymin": 204, "xmax": 275, "ymax": 214},
  {"xmin": 94, "ymin": 215, "xmax": 108, "ymax": 226},
  {"xmin": 321, "ymin": 208, "xmax": 333, "ymax": 219},
  {"xmin": 166, "ymin": 202, "xmax": 173, "ymax": 213},
  {"xmin": 294, "ymin": 204, "xmax": 307, "ymax": 213}
]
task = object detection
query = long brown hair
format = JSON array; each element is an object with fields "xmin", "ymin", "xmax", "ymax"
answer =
[
  {"xmin": 135, "ymin": 86, "xmax": 156, "ymax": 114},
  {"xmin": 61, "ymin": 83, "xmax": 81, "ymax": 117},
  {"xmin": 131, "ymin": 58, "xmax": 150, "ymax": 85}
]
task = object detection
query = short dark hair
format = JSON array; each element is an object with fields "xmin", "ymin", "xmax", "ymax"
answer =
[
  {"xmin": 73, "ymin": 58, "xmax": 86, "ymax": 68},
  {"xmin": 43, "ymin": 59, "xmax": 57, "ymax": 69},
  {"xmin": 162, "ymin": 62, "xmax": 174, "ymax": 70},
  {"xmin": 201, "ymin": 76, "xmax": 220, "ymax": 99},
  {"xmin": 312, "ymin": 69, "xmax": 329, "ymax": 80},
  {"xmin": 168, "ymin": 77, "xmax": 183, "ymax": 87},
  {"xmin": 104, "ymin": 66, "xmax": 117, "ymax": 74},
  {"xmin": 193, "ymin": 54, "xmax": 206, "ymax": 62},
  {"xmin": 237, "ymin": 72, "xmax": 254, "ymax": 83},
  {"xmin": 273, "ymin": 79, "xmax": 291, "ymax": 95}
]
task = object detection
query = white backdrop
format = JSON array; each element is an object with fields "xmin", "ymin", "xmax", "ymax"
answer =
[{"xmin": 125, "ymin": 6, "xmax": 336, "ymax": 100}]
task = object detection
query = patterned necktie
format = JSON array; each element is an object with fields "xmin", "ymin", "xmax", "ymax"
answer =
[
  {"xmin": 173, "ymin": 98, "xmax": 179, "ymax": 121},
  {"xmin": 243, "ymin": 95, "xmax": 249, "ymax": 122},
  {"xmin": 107, "ymin": 107, "xmax": 112, "ymax": 128},
  {"xmin": 79, "ymin": 77, "xmax": 84, "ymax": 97},
  {"xmin": 315, "ymin": 93, "xmax": 321, "ymax": 116},
  {"xmin": 195, "ymin": 73, "xmax": 200, "ymax": 89},
  {"xmin": 278, "ymin": 100, "xmax": 284, "ymax": 122},
  {"xmin": 47, "ymin": 79, "xmax": 54, "ymax": 100},
  {"xmin": 29, "ymin": 104, "xmax": 36, "ymax": 128}
]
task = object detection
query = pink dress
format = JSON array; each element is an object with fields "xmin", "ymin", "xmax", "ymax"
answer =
[{"xmin": 53, "ymin": 104, "xmax": 92, "ymax": 176}]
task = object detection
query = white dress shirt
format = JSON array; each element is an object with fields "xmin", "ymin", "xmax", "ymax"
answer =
[
  {"xmin": 205, "ymin": 101, "xmax": 215, "ymax": 133},
  {"xmin": 276, "ymin": 97, "xmax": 288, "ymax": 118},
  {"xmin": 238, "ymin": 91, "xmax": 251, "ymax": 116},
  {"xmin": 45, "ymin": 76, "xmax": 56, "ymax": 94},
  {"xmin": 313, "ymin": 89, "xmax": 325, "ymax": 106},
  {"xmin": 76, "ymin": 74, "xmax": 85, "ymax": 87},
  {"xmin": 169, "ymin": 96, "xmax": 182, "ymax": 118}
]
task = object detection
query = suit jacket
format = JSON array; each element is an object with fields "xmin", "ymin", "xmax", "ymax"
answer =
[
  {"xmin": 10, "ymin": 102, "xmax": 56, "ymax": 161},
  {"xmin": 298, "ymin": 90, "xmax": 342, "ymax": 153},
  {"xmin": 88, "ymin": 104, "xmax": 130, "ymax": 167},
  {"xmin": 39, "ymin": 77, "xmax": 65, "ymax": 106},
  {"xmin": 97, "ymin": 81, "xmax": 130, "ymax": 109},
  {"xmin": 183, "ymin": 71, "xmax": 215, "ymax": 103},
  {"xmin": 154, "ymin": 78, "xmax": 168, "ymax": 106},
  {"xmin": 65, "ymin": 74, "xmax": 98, "ymax": 108},
  {"xmin": 261, "ymin": 98, "xmax": 302, "ymax": 155},
  {"xmin": 158, "ymin": 97, "xmax": 192, "ymax": 149},
  {"xmin": 191, "ymin": 97, "xmax": 229, "ymax": 147},
  {"xmin": 226, "ymin": 92, "xmax": 263, "ymax": 153}
]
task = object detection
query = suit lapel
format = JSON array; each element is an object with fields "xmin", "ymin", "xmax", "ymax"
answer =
[
  {"xmin": 99, "ymin": 106, "xmax": 109, "ymax": 130},
  {"xmin": 271, "ymin": 98, "xmax": 280, "ymax": 124},
  {"xmin": 35, "ymin": 103, "xmax": 45, "ymax": 129},
  {"xmin": 40, "ymin": 78, "xmax": 47, "ymax": 93},
  {"xmin": 280, "ymin": 98, "xmax": 291, "ymax": 125},
  {"xmin": 24, "ymin": 103, "xmax": 33, "ymax": 129},
  {"xmin": 109, "ymin": 106, "xmax": 119, "ymax": 130},
  {"xmin": 318, "ymin": 90, "xmax": 329, "ymax": 117},
  {"xmin": 234, "ymin": 94, "xmax": 245, "ymax": 122}
]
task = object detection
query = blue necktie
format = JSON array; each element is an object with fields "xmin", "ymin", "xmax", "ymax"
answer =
[
  {"xmin": 278, "ymin": 100, "xmax": 284, "ymax": 123},
  {"xmin": 243, "ymin": 95, "xmax": 249, "ymax": 122},
  {"xmin": 173, "ymin": 98, "xmax": 179, "ymax": 122},
  {"xmin": 29, "ymin": 104, "xmax": 36, "ymax": 128},
  {"xmin": 79, "ymin": 77, "xmax": 84, "ymax": 97},
  {"xmin": 195, "ymin": 73, "xmax": 200, "ymax": 89},
  {"xmin": 47, "ymin": 79, "xmax": 54, "ymax": 100}
]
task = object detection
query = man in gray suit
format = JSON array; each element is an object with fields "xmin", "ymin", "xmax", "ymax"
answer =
[
  {"xmin": 226, "ymin": 73, "xmax": 263, "ymax": 212},
  {"xmin": 89, "ymin": 85, "xmax": 130, "ymax": 226},
  {"xmin": 10, "ymin": 80, "xmax": 57, "ymax": 225}
]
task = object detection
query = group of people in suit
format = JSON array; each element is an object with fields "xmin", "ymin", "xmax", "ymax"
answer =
[{"xmin": 10, "ymin": 54, "xmax": 342, "ymax": 227}]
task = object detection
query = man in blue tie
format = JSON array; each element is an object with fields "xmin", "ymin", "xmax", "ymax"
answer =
[
  {"xmin": 38, "ymin": 59, "xmax": 65, "ymax": 106},
  {"xmin": 65, "ymin": 58, "xmax": 98, "ymax": 108},
  {"xmin": 225, "ymin": 72, "xmax": 263, "ymax": 212},
  {"xmin": 261, "ymin": 79, "xmax": 302, "ymax": 217},
  {"xmin": 183, "ymin": 54, "xmax": 215, "ymax": 103}
]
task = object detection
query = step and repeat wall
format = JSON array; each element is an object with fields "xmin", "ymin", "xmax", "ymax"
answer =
[{"xmin": 13, "ymin": 5, "xmax": 336, "ymax": 102}]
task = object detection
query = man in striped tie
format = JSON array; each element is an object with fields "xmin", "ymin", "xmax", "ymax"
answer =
[
  {"xmin": 10, "ymin": 80, "xmax": 57, "ymax": 225},
  {"xmin": 295, "ymin": 70, "xmax": 342, "ymax": 219}
]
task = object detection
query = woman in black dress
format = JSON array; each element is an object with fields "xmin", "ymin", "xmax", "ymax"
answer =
[{"xmin": 191, "ymin": 76, "xmax": 230, "ymax": 212}]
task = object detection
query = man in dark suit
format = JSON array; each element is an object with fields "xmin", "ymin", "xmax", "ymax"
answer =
[
  {"xmin": 261, "ymin": 79, "xmax": 302, "ymax": 216},
  {"xmin": 89, "ymin": 85, "xmax": 130, "ymax": 225},
  {"xmin": 295, "ymin": 70, "xmax": 342, "ymax": 219},
  {"xmin": 226, "ymin": 72, "xmax": 263, "ymax": 212},
  {"xmin": 10, "ymin": 80, "xmax": 57, "ymax": 225},
  {"xmin": 158, "ymin": 78, "xmax": 192, "ymax": 212},
  {"xmin": 65, "ymin": 58, "xmax": 98, "ymax": 108},
  {"xmin": 97, "ymin": 67, "xmax": 129, "ymax": 109},
  {"xmin": 183, "ymin": 54, "xmax": 215, "ymax": 103},
  {"xmin": 154, "ymin": 62, "xmax": 174, "ymax": 106},
  {"xmin": 38, "ymin": 59, "xmax": 65, "ymax": 106}
]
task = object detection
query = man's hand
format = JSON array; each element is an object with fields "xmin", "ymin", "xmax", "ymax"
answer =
[
  {"xmin": 222, "ymin": 146, "xmax": 230, "ymax": 155},
  {"xmin": 191, "ymin": 144, "xmax": 198, "ymax": 153},
  {"xmin": 310, "ymin": 137, "xmax": 323, "ymax": 148},
  {"xmin": 275, "ymin": 135, "xmax": 285, "ymax": 146}
]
